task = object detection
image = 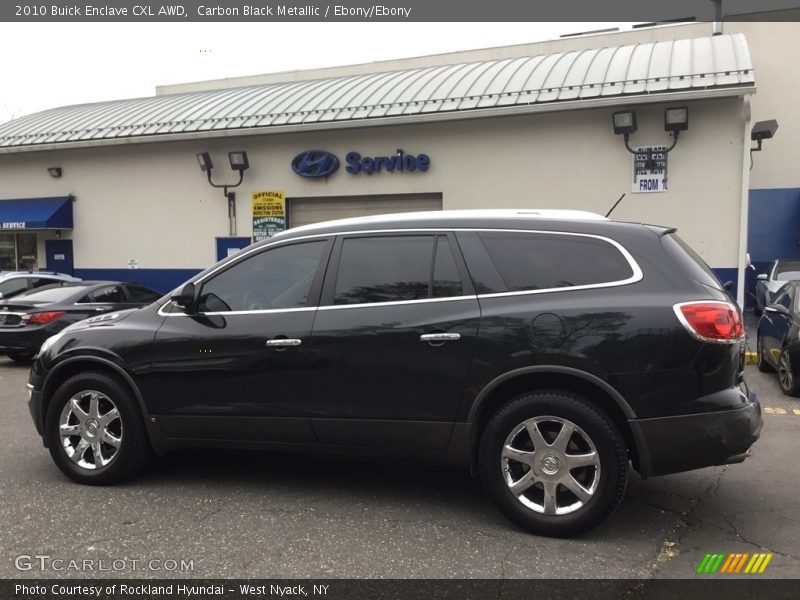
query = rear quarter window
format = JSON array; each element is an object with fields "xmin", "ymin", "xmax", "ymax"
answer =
[
  {"xmin": 661, "ymin": 233, "xmax": 723, "ymax": 290},
  {"xmin": 477, "ymin": 231, "xmax": 635, "ymax": 293}
]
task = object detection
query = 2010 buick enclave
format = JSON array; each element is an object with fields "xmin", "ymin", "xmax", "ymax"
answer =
[{"xmin": 27, "ymin": 210, "xmax": 761, "ymax": 537}]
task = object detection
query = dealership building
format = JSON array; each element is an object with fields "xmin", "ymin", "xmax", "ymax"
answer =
[{"xmin": 0, "ymin": 21, "xmax": 797, "ymax": 306}]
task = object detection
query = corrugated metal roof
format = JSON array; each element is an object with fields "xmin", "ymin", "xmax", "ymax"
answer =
[{"xmin": 0, "ymin": 34, "xmax": 754, "ymax": 150}]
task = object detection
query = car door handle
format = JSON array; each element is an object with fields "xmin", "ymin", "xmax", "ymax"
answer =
[
  {"xmin": 420, "ymin": 333, "xmax": 461, "ymax": 342},
  {"xmin": 266, "ymin": 338, "xmax": 302, "ymax": 347}
]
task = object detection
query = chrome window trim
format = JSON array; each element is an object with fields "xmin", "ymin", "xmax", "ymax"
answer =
[
  {"xmin": 157, "ymin": 305, "xmax": 317, "ymax": 317},
  {"xmin": 318, "ymin": 295, "xmax": 478, "ymax": 311},
  {"xmin": 157, "ymin": 227, "xmax": 643, "ymax": 316}
]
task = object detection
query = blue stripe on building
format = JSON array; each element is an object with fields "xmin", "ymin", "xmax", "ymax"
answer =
[
  {"xmin": 73, "ymin": 269, "xmax": 201, "ymax": 294},
  {"xmin": 746, "ymin": 188, "xmax": 800, "ymax": 308}
]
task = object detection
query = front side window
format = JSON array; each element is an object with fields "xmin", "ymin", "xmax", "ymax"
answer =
[
  {"xmin": 197, "ymin": 241, "xmax": 325, "ymax": 312},
  {"xmin": 478, "ymin": 232, "xmax": 634, "ymax": 293},
  {"xmin": 333, "ymin": 235, "xmax": 465, "ymax": 305}
]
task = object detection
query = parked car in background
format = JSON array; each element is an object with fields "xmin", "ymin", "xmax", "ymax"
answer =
[
  {"xmin": 27, "ymin": 210, "xmax": 761, "ymax": 538},
  {"xmin": 756, "ymin": 281, "xmax": 800, "ymax": 396},
  {"xmin": 0, "ymin": 281, "xmax": 161, "ymax": 363},
  {"xmin": 0, "ymin": 271, "xmax": 81, "ymax": 301},
  {"xmin": 754, "ymin": 259, "xmax": 800, "ymax": 314}
]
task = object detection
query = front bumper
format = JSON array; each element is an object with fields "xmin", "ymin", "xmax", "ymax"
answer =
[{"xmin": 630, "ymin": 388, "xmax": 762, "ymax": 478}]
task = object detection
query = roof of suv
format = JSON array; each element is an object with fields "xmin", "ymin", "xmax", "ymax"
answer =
[{"xmin": 280, "ymin": 209, "xmax": 612, "ymax": 238}]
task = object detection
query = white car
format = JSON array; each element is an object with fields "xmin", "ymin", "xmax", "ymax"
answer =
[
  {"xmin": 0, "ymin": 271, "xmax": 81, "ymax": 301},
  {"xmin": 754, "ymin": 259, "xmax": 800, "ymax": 314}
]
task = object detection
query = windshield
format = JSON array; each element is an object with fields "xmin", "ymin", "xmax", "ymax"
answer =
[{"xmin": 774, "ymin": 261, "xmax": 800, "ymax": 281}]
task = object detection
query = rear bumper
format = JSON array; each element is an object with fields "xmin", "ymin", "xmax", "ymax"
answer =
[
  {"xmin": 631, "ymin": 388, "xmax": 762, "ymax": 478},
  {"xmin": 0, "ymin": 328, "xmax": 48, "ymax": 352}
]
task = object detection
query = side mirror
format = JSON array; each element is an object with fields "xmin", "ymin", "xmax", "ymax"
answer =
[
  {"xmin": 757, "ymin": 274, "xmax": 768, "ymax": 281},
  {"xmin": 0, "ymin": 292, "xmax": 4, "ymax": 300},
  {"xmin": 746, "ymin": 252, "xmax": 755, "ymax": 271},
  {"xmin": 171, "ymin": 282, "xmax": 196, "ymax": 310},
  {"xmin": 723, "ymin": 280, "xmax": 734, "ymax": 291},
  {"xmin": 765, "ymin": 303, "xmax": 790, "ymax": 316}
]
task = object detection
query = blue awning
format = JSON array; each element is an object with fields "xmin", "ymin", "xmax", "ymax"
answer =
[{"xmin": 0, "ymin": 196, "xmax": 73, "ymax": 230}]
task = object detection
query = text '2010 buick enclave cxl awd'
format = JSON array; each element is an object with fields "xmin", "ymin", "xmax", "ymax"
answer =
[{"xmin": 26, "ymin": 210, "xmax": 761, "ymax": 537}]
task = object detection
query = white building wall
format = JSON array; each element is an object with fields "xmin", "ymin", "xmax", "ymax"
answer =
[{"xmin": 0, "ymin": 96, "xmax": 747, "ymax": 274}]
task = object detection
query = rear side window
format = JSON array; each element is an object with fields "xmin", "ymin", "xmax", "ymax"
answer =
[
  {"xmin": 662, "ymin": 233, "xmax": 723, "ymax": 290},
  {"xmin": 335, "ymin": 236, "xmax": 434, "ymax": 305},
  {"xmin": 0, "ymin": 278, "xmax": 29, "ymax": 297},
  {"xmin": 333, "ymin": 235, "xmax": 466, "ymax": 305},
  {"xmin": 92, "ymin": 285, "xmax": 126, "ymax": 303},
  {"xmin": 477, "ymin": 232, "xmax": 634, "ymax": 292}
]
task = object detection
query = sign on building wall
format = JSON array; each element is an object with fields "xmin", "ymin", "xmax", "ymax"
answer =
[
  {"xmin": 631, "ymin": 145, "xmax": 668, "ymax": 193},
  {"xmin": 252, "ymin": 190, "xmax": 286, "ymax": 242}
]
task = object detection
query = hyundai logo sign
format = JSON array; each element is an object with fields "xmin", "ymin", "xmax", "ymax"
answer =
[
  {"xmin": 292, "ymin": 148, "xmax": 430, "ymax": 178},
  {"xmin": 291, "ymin": 150, "xmax": 340, "ymax": 178}
]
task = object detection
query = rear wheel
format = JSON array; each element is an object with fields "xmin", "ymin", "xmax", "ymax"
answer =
[
  {"xmin": 479, "ymin": 390, "xmax": 627, "ymax": 538},
  {"xmin": 45, "ymin": 372, "xmax": 151, "ymax": 484},
  {"xmin": 757, "ymin": 333, "xmax": 773, "ymax": 373},
  {"xmin": 778, "ymin": 348, "xmax": 800, "ymax": 397},
  {"xmin": 6, "ymin": 351, "xmax": 34, "ymax": 364}
]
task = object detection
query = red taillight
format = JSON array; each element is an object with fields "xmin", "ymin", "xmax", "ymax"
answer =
[
  {"xmin": 674, "ymin": 302, "xmax": 744, "ymax": 342},
  {"xmin": 22, "ymin": 311, "xmax": 66, "ymax": 325}
]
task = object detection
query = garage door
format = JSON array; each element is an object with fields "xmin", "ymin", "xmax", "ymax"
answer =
[{"xmin": 287, "ymin": 193, "xmax": 442, "ymax": 229}]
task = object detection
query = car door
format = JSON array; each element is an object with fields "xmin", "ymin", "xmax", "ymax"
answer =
[
  {"xmin": 144, "ymin": 238, "xmax": 332, "ymax": 445},
  {"xmin": 307, "ymin": 232, "xmax": 481, "ymax": 451},
  {"xmin": 763, "ymin": 284, "xmax": 795, "ymax": 365}
]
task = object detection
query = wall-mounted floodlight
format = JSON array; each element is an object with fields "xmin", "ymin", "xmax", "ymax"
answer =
[
  {"xmin": 228, "ymin": 151, "xmax": 249, "ymax": 172},
  {"xmin": 612, "ymin": 111, "xmax": 637, "ymax": 136},
  {"xmin": 196, "ymin": 150, "xmax": 251, "ymax": 236},
  {"xmin": 751, "ymin": 119, "xmax": 778, "ymax": 151},
  {"xmin": 47, "ymin": 167, "xmax": 62, "ymax": 178},
  {"xmin": 664, "ymin": 107, "xmax": 689, "ymax": 133},
  {"xmin": 196, "ymin": 152, "xmax": 213, "ymax": 172}
]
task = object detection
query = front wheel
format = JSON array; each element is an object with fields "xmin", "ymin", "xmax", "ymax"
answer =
[
  {"xmin": 45, "ymin": 371, "xmax": 150, "ymax": 484},
  {"xmin": 479, "ymin": 390, "xmax": 627, "ymax": 537},
  {"xmin": 778, "ymin": 348, "xmax": 800, "ymax": 397}
]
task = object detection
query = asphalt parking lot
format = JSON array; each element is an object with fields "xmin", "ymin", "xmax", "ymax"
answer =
[{"xmin": 1, "ymin": 355, "xmax": 798, "ymax": 580}]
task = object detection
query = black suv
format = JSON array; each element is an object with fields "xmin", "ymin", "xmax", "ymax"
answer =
[{"xmin": 27, "ymin": 210, "xmax": 761, "ymax": 537}]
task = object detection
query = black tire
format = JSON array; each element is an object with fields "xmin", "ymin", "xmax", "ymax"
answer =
[
  {"xmin": 479, "ymin": 390, "xmax": 627, "ymax": 538},
  {"xmin": 6, "ymin": 351, "xmax": 34, "ymax": 364},
  {"xmin": 45, "ymin": 371, "xmax": 151, "ymax": 485},
  {"xmin": 756, "ymin": 333, "xmax": 773, "ymax": 373},
  {"xmin": 777, "ymin": 348, "xmax": 800, "ymax": 397}
]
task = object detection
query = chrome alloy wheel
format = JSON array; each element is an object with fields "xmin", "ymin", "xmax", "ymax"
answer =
[
  {"xmin": 779, "ymin": 351, "xmax": 794, "ymax": 391},
  {"xmin": 501, "ymin": 416, "xmax": 601, "ymax": 516},
  {"xmin": 58, "ymin": 390, "xmax": 123, "ymax": 470}
]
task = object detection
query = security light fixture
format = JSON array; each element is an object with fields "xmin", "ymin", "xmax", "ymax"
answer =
[
  {"xmin": 47, "ymin": 167, "xmax": 62, "ymax": 178},
  {"xmin": 196, "ymin": 152, "xmax": 213, "ymax": 172},
  {"xmin": 751, "ymin": 119, "xmax": 778, "ymax": 151},
  {"xmin": 664, "ymin": 107, "xmax": 689, "ymax": 133},
  {"xmin": 196, "ymin": 150, "xmax": 251, "ymax": 237},
  {"xmin": 612, "ymin": 111, "xmax": 637, "ymax": 136},
  {"xmin": 228, "ymin": 151, "xmax": 249, "ymax": 172}
]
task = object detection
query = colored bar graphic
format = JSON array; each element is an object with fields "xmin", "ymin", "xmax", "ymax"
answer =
[{"xmin": 697, "ymin": 552, "xmax": 773, "ymax": 574}]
